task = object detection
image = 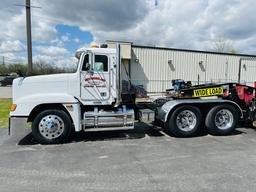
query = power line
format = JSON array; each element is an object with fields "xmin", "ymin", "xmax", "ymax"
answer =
[{"xmin": 14, "ymin": 3, "xmax": 41, "ymax": 9}]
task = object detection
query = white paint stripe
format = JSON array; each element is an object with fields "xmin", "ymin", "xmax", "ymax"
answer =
[
  {"xmin": 144, "ymin": 133, "xmax": 150, "ymax": 139},
  {"xmin": 98, "ymin": 155, "xmax": 108, "ymax": 159},
  {"xmin": 159, "ymin": 130, "xmax": 172, "ymax": 138}
]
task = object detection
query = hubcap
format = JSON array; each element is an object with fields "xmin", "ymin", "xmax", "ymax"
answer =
[
  {"xmin": 38, "ymin": 115, "xmax": 65, "ymax": 139},
  {"xmin": 214, "ymin": 109, "xmax": 233, "ymax": 130},
  {"xmin": 176, "ymin": 110, "xmax": 197, "ymax": 132}
]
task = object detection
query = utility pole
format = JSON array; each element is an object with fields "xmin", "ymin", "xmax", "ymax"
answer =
[
  {"xmin": 14, "ymin": 1, "xmax": 40, "ymax": 75},
  {"xmin": 26, "ymin": 0, "xmax": 33, "ymax": 75},
  {"xmin": 2, "ymin": 56, "xmax": 4, "ymax": 65}
]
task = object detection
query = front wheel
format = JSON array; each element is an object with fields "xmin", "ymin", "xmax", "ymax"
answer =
[
  {"xmin": 32, "ymin": 110, "xmax": 72, "ymax": 144},
  {"xmin": 205, "ymin": 104, "xmax": 238, "ymax": 135},
  {"xmin": 166, "ymin": 105, "xmax": 202, "ymax": 137}
]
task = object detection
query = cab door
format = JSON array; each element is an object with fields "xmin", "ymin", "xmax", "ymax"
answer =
[{"xmin": 80, "ymin": 53, "xmax": 111, "ymax": 103}]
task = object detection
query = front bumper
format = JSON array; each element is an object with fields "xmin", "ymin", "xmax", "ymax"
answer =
[{"xmin": 9, "ymin": 117, "xmax": 31, "ymax": 144}]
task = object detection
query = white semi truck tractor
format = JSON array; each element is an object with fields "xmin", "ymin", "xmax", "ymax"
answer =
[{"xmin": 10, "ymin": 44, "xmax": 256, "ymax": 144}]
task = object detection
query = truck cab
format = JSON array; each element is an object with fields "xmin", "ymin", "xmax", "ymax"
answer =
[
  {"xmin": 77, "ymin": 47, "xmax": 119, "ymax": 106},
  {"xmin": 10, "ymin": 44, "xmax": 135, "ymax": 144}
]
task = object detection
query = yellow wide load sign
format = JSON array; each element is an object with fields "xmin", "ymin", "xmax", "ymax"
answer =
[{"xmin": 193, "ymin": 87, "xmax": 223, "ymax": 97}]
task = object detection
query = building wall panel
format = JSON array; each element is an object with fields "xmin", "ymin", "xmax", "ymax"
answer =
[{"xmin": 130, "ymin": 47, "xmax": 256, "ymax": 92}]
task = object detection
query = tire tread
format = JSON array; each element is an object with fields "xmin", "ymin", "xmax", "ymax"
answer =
[
  {"xmin": 167, "ymin": 105, "xmax": 202, "ymax": 137},
  {"xmin": 205, "ymin": 104, "xmax": 238, "ymax": 135},
  {"xmin": 32, "ymin": 109, "xmax": 72, "ymax": 144}
]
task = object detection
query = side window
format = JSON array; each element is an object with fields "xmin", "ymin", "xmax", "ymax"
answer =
[
  {"xmin": 82, "ymin": 54, "xmax": 89, "ymax": 71},
  {"xmin": 95, "ymin": 55, "xmax": 108, "ymax": 72}
]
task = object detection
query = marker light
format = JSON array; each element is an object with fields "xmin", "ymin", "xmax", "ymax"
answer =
[
  {"xmin": 10, "ymin": 104, "xmax": 17, "ymax": 112},
  {"xmin": 91, "ymin": 43, "xmax": 98, "ymax": 48}
]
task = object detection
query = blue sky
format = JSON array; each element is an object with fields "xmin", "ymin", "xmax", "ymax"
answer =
[
  {"xmin": 54, "ymin": 25, "xmax": 93, "ymax": 52},
  {"xmin": 33, "ymin": 25, "xmax": 93, "ymax": 56}
]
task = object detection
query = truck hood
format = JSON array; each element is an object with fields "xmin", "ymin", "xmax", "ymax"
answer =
[
  {"xmin": 18, "ymin": 73, "xmax": 70, "ymax": 84},
  {"xmin": 12, "ymin": 73, "xmax": 78, "ymax": 102}
]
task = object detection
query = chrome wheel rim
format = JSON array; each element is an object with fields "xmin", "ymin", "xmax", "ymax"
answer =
[
  {"xmin": 176, "ymin": 110, "xmax": 197, "ymax": 132},
  {"xmin": 214, "ymin": 109, "xmax": 233, "ymax": 130},
  {"xmin": 38, "ymin": 115, "xmax": 65, "ymax": 139}
]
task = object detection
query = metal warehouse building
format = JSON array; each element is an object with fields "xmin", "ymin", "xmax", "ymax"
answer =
[{"xmin": 107, "ymin": 41, "xmax": 256, "ymax": 93}]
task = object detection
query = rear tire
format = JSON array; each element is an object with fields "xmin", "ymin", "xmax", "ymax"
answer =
[
  {"xmin": 205, "ymin": 104, "xmax": 238, "ymax": 135},
  {"xmin": 32, "ymin": 110, "xmax": 72, "ymax": 144},
  {"xmin": 167, "ymin": 105, "xmax": 202, "ymax": 137}
]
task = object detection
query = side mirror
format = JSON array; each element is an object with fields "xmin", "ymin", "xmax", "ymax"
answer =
[
  {"xmin": 88, "ymin": 51, "xmax": 94, "ymax": 75},
  {"xmin": 89, "ymin": 68, "xmax": 94, "ymax": 76},
  {"xmin": 84, "ymin": 63, "xmax": 90, "ymax": 71},
  {"xmin": 81, "ymin": 51, "xmax": 94, "ymax": 75}
]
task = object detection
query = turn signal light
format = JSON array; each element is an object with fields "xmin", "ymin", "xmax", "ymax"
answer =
[{"xmin": 10, "ymin": 104, "xmax": 17, "ymax": 112}]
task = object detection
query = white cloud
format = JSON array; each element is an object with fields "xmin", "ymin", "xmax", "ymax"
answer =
[
  {"xmin": 50, "ymin": 38, "xmax": 65, "ymax": 47},
  {"xmin": 61, "ymin": 35, "xmax": 70, "ymax": 42},
  {"xmin": 90, "ymin": 0, "xmax": 256, "ymax": 53},
  {"xmin": 0, "ymin": 40, "xmax": 26, "ymax": 64},
  {"xmin": 33, "ymin": 55, "xmax": 77, "ymax": 69},
  {"xmin": 35, "ymin": 0, "xmax": 149, "ymax": 31},
  {"xmin": 32, "ymin": 18, "xmax": 57, "ymax": 42},
  {"xmin": 55, "ymin": 57, "xmax": 77, "ymax": 68},
  {"xmin": 0, "ymin": 40, "xmax": 25, "ymax": 53},
  {"xmin": 34, "ymin": 45, "xmax": 77, "ymax": 68},
  {"xmin": 0, "ymin": 8, "xmax": 56, "ymax": 43},
  {"xmin": 1, "ymin": 0, "xmax": 256, "ymax": 67},
  {"xmin": 35, "ymin": 46, "xmax": 69, "ymax": 56}
]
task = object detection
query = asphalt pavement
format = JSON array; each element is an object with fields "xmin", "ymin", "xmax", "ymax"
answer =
[
  {"xmin": 1, "ymin": 124, "xmax": 256, "ymax": 192},
  {"xmin": 0, "ymin": 86, "xmax": 12, "ymax": 98}
]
